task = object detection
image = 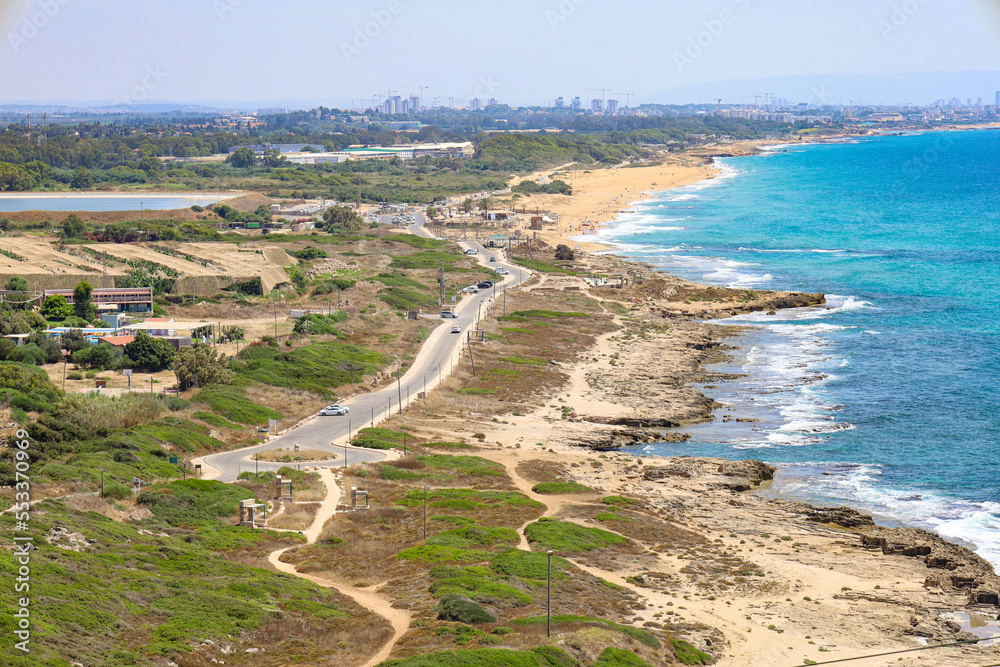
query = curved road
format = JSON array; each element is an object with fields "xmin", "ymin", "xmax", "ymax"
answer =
[{"xmin": 196, "ymin": 213, "xmax": 528, "ymax": 482}]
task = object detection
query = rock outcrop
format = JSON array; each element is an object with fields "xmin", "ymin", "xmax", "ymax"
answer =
[{"xmin": 861, "ymin": 526, "xmax": 1000, "ymax": 606}]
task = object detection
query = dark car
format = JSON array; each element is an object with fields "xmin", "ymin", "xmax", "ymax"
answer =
[{"xmin": 477, "ymin": 281, "xmax": 493, "ymax": 289}]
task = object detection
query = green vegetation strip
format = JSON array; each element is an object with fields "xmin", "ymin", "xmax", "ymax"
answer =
[
  {"xmin": 377, "ymin": 646, "xmax": 579, "ymax": 667},
  {"xmin": 352, "ymin": 427, "xmax": 408, "ymax": 450},
  {"xmin": 510, "ymin": 615, "xmax": 660, "ymax": 649},
  {"xmin": 523, "ymin": 518, "xmax": 626, "ymax": 552},
  {"xmin": 531, "ymin": 481, "xmax": 595, "ymax": 495}
]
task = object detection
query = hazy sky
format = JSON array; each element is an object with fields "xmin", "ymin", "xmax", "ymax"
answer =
[{"xmin": 1, "ymin": 0, "xmax": 999, "ymax": 107}]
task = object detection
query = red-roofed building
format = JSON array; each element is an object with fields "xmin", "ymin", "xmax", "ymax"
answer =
[{"xmin": 96, "ymin": 335, "xmax": 135, "ymax": 348}]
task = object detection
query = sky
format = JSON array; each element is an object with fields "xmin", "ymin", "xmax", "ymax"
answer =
[{"xmin": 1, "ymin": 0, "xmax": 999, "ymax": 108}]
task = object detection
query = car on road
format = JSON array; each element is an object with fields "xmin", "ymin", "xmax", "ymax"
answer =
[
  {"xmin": 319, "ymin": 406, "xmax": 348, "ymax": 416},
  {"xmin": 477, "ymin": 281, "xmax": 493, "ymax": 289},
  {"xmin": 450, "ymin": 325, "xmax": 461, "ymax": 334},
  {"xmin": 495, "ymin": 267, "xmax": 509, "ymax": 275},
  {"xmin": 463, "ymin": 248, "xmax": 478, "ymax": 255},
  {"xmin": 460, "ymin": 285, "xmax": 479, "ymax": 294},
  {"xmin": 489, "ymin": 256, "xmax": 496, "ymax": 262},
  {"xmin": 441, "ymin": 310, "xmax": 458, "ymax": 318}
]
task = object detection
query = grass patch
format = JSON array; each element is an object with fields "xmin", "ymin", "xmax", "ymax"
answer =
[
  {"xmin": 595, "ymin": 512, "xmax": 633, "ymax": 523},
  {"xmin": 195, "ymin": 385, "xmax": 282, "ymax": 425},
  {"xmin": 372, "ymin": 271, "xmax": 431, "ymax": 291},
  {"xmin": 489, "ymin": 549, "xmax": 570, "ymax": 580},
  {"xmin": 594, "ymin": 647, "xmax": 654, "ymax": 667},
  {"xmin": 523, "ymin": 518, "xmax": 626, "ymax": 552},
  {"xmin": 671, "ymin": 639, "xmax": 713, "ymax": 665},
  {"xmin": 235, "ymin": 341, "xmax": 388, "ymax": 396},
  {"xmin": 422, "ymin": 441, "xmax": 473, "ymax": 449},
  {"xmin": 531, "ymin": 482, "xmax": 594, "ymax": 495},
  {"xmin": 498, "ymin": 356, "xmax": 548, "ymax": 366},
  {"xmin": 352, "ymin": 427, "xmax": 408, "ymax": 450},
  {"xmin": 511, "ymin": 616, "xmax": 659, "ymax": 649},
  {"xmin": 428, "ymin": 565, "xmax": 533, "ymax": 606},
  {"xmin": 428, "ymin": 526, "xmax": 520, "ymax": 549},
  {"xmin": 419, "ymin": 455, "xmax": 506, "ymax": 477},
  {"xmin": 378, "ymin": 287, "xmax": 441, "ymax": 311},
  {"xmin": 401, "ymin": 489, "xmax": 544, "ymax": 510},
  {"xmin": 601, "ymin": 496, "xmax": 641, "ymax": 507},
  {"xmin": 192, "ymin": 411, "xmax": 242, "ymax": 430},
  {"xmin": 377, "ymin": 647, "xmax": 578, "ymax": 666},
  {"xmin": 383, "ymin": 233, "xmax": 452, "ymax": 249},
  {"xmin": 396, "ymin": 545, "xmax": 493, "ymax": 563},
  {"xmin": 511, "ymin": 257, "xmax": 578, "ymax": 275},
  {"xmin": 456, "ymin": 387, "xmax": 497, "ymax": 395}
]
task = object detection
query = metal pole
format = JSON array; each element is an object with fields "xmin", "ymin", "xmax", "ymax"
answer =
[
  {"xmin": 396, "ymin": 368, "xmax": 402, "ymax": 409},
  {"xmin": 100, "ymin": 469, "xmax": 104, "ymax": 498},
  {"xmin": 423, "ymin": 375, "xmax": 426, "ymax": 396},
  {"xmin": 423, "ymin": 486, "xmax": 428, "ymax": 541},
  {"xmin": 371, "ymin": 406, "xmax": 374, "ymax": 427},
  {"xmin": 255, "ymin": 454, "xmax": 258, "ymax": 476},
  {"xmin": 547, "ymin": 550, "xmax": 553, "ymax": 637}
]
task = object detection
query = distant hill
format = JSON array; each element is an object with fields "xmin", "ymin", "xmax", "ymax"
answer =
[{"xmin": 646, "ymin": 71, "xmax": 1000, "ymax": 106}]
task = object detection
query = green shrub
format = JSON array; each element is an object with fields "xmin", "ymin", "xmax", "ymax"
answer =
[
  {"xmin": 489, "ymin": 549, "xmax": 570, "ymax": 580},
  {"xmin": 419, "ymin": 455, "xmax": 506, "ymax": 477},
  {"xmin": 435, "ymin": 594, "xmax": 497, "ymax": 624},
  {"xmin": 523, "ymin": 518, "xmax": 626, "ymax": 552},
  {"xmin": 352, "ymin": 427, "xmax": 408, "ymax": 450},
  {"xmin": 593, "ymin": 647, "xmax": 653, "ymax": 667},
  {"xmin": 378, "ymin": 648, "xmax": 566, "ymax": 666},
  {"xmin": 428, "ymin": 526, "xmax": 519, "ymax": 549},
  {"xmin": 671, "ymin": 639, "xmax": 713, "ymax": 665},
  {"xmin": 531, "ymin": 482, "xmax": 594, "ymax": 495},
  {"xmin": 601, "ymin": 496, "xmax": 641, "ymax": 507},
  {"xmin": 101, "ymin": 480, "xmax": 131, "ymax": 500},
  {"xmin": 194, "ymin": 385, "xmax": 281, "ymax": 425}
]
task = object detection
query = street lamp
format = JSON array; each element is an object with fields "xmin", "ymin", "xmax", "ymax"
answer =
[{"xmin": 99, "ymin": 468, "xmax": 105, "ymax": 498}]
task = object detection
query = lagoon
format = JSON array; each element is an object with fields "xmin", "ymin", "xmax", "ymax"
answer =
[{"xmin": 0, "ymin": 193, "xmax": 237, "ymax": 213}]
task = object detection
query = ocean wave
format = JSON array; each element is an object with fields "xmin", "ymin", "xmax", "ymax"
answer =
[
  {"xmin": 668, "ymin": 194, "xmax": 700, "ymax": 202},
  {"xmin": 737, "ymin": 247, "xmax": 848, "ymax": 254}
]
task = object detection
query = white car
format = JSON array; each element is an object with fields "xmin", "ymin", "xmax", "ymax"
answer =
[
  {"xmin": 496, "ymin": 267, "xmax": 509, "ymax": 275},
  {"xmin": 450, "ymin": 325, "xmax": 461, "ymax": 334},
  {"xmin": 320, "ymin": 406, "xmax": 347, "ymax": 416},
  {"xmin": 460, "ymin": 286, "xmax": 480, "ymax": 294}
]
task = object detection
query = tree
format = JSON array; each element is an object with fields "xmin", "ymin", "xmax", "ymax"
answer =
[
  {"xmin": 73, "ymin": 281, "xmax": 94, "ymax": 320},
  {"xmin": 60, "ymin": 214, "xmax": 86, "ymax": 239},
  {"xmin": 260, "ymin": 149, "xmax": 285, "ymax": 168},
  {"xmin": 61, "ymin": 329, "xmax": 91, "ymax": 354},
  {"xmin": 4, "ymin": 276, "xmax": 27, "ymax": 292},
  {"xmin": 70, "ymin": 166, "xmax": 94, "ymax": 190},
  {"xmin": 123, "ymin": 331, "xmax": 175, "ymax": 371},
  {"xmin": 322, "ymin": 205, "xmax": 365, "ymax": 232},
  {"xmin": 425, "ymin": 205, "xmax": 439, "ymax": 219},
  {"xmin": 459, "ymin": 198, "xmax": 475, "ymax": 214},
  {"xmin": 173, "ymin": 343, "xmax": 234, "ymax": 390},
  {"xmin": 40, "ymin": 295, "xmax": 72, "ymax": 321},
  {"xmin": 226, "ymin": 147, "xmax": 257, "ymax": 169},
  {"xmin": 71, "ymin": 342, "xmax": 119, "ymax": 370},
  {"xmin": 554, "ymin": 244, "xmax": 575, "ymax": 261}
]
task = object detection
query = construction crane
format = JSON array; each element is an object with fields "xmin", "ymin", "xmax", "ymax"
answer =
[
  {"xmin": 612, "ymin": 92, "xmax": 636, "ymax": 108},
  {"xmin": 586, "ymin": 88, "xmax": 610, "ymax": 105}
]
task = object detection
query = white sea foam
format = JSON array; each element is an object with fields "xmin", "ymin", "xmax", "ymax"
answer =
[{"xmin": 767, "ymin": 463, "xmax": 1000, "ymax": 568}]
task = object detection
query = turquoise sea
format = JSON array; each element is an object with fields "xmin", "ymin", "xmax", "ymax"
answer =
[{"xmin": 585, "ymin": 130, "xmax": 1000, "ymax": 566}]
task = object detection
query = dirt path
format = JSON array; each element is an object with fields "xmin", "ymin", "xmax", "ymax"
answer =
[{"xmin": 266, "ymin": 467, "xmax": 412, "ymax": 667}]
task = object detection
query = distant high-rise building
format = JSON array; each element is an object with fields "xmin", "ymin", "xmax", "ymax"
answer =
[
  {"xmin": 571, "ymin": 96, "xmax": 581, "ymax": 110},
  {"xmin": 383, "ymin": 99, "xmax": 393, "ymax": 115},
  {"xmin": 555, "ymin": 96, "xmax": 564, "ymax": 108},
  {"xmin": 591, "ymin": 98, "xmax": 603, "ymax": 113},
  {"xmin": 996, "ymin": 91, "xmax": 1000, "ymax": 106},
  {"xmin": 606, "ymin": 99, "xmax": 619, "ymax": 115},
  {"xmin": 488, "ymin": 98, "xmax": 497, "ymax": 107},
  {"xmin": 471, "ymin": 98, "xmax": 481, "ymax": 111},
  {"xmin": 408, "ymin": 95, "xmax": 421, "ymax": 112},
  {"xmin": 977, "ymin": 96, "xmax": 983, "ymax": 106},
  {"xmin": 968, "ymin": 98, "xmax": 973, "ymax": 107}
]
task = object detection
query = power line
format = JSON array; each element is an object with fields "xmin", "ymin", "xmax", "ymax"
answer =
[{"xmin": 789, "ymin": 635, "xmax": 1000, "ymax": 667}]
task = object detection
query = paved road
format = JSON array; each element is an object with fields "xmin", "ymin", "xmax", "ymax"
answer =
[{"xmin": 197, "ymin": 217, "xmax": 528, "ymax": 482}]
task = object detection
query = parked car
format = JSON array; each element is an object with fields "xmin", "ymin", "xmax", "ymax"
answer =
[
  {"xmin": 450, "ymin": 325, "xmax": 461, "ymax": 334},
  {"xmin": 441, "ymin": 310, "xmax": 458, "ymax": 318},
  {"xmin": 320, "ymin": 406, "xmax": 347, "ymax": 416},
  {"xmin": 477, "ymin": 281, "xmax": 493, "ymax": 289},
  {"xmin": 461, "ymin": 286, "xmax": 479, "ymax": 294},
  {"xmin": 463, "ymin": 248, "xmax": 478, "ymax": 255},
  {"xmin": 489, "ymin": 257, "xmax": 497, "ymax": 262}
]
